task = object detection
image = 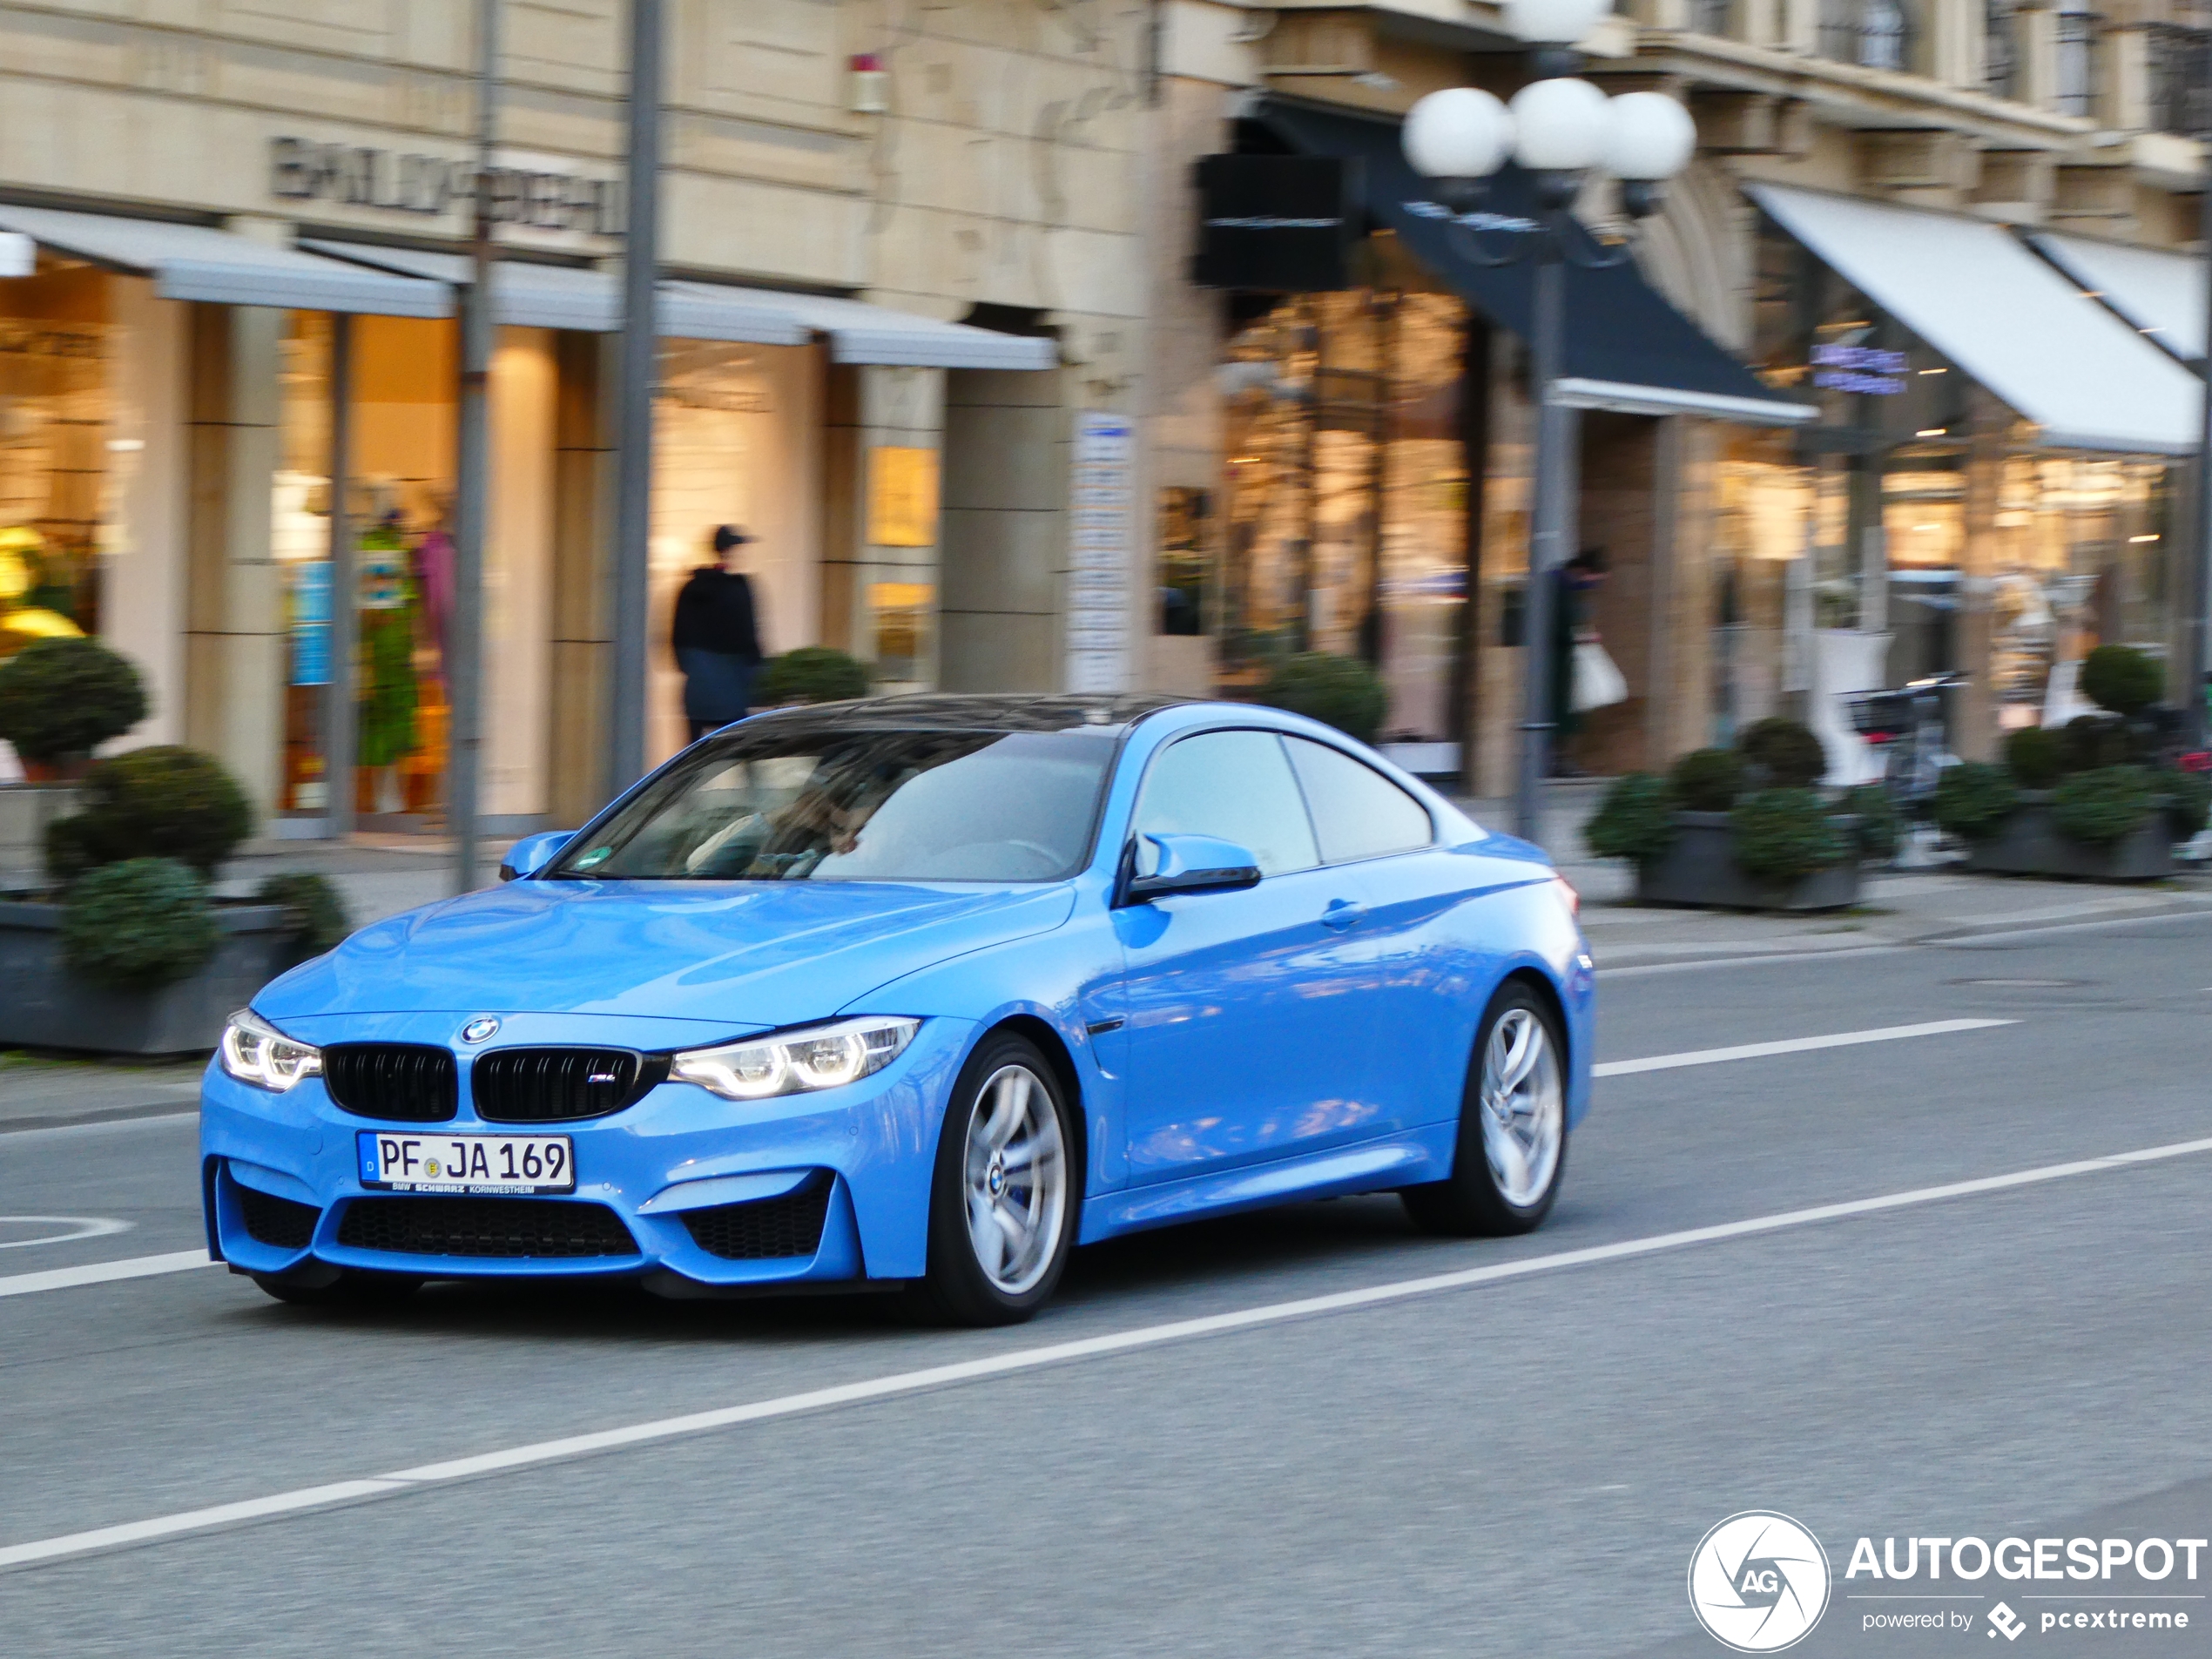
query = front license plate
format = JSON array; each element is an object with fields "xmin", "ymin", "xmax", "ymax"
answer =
[{"xmin": 357, "ymin": 1131, "xmax": 575, "ymax": 1195}]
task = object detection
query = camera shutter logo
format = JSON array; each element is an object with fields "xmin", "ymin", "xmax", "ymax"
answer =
[{"xmin": 1688, "ymin": 1512, "xmax": 1831, "ymax": 1652}]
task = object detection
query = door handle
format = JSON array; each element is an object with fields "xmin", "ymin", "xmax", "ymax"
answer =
[{"xmin": 1320, "ymin": 898, "xmax": 1366, "ymax": 931}]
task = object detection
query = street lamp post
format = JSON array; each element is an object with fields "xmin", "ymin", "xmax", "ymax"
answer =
[{"xmin": 1401, "ymin": 1, "xmax": 1695, "ymax": 847}]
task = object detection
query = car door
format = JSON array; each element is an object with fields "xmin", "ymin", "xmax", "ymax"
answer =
[
  {"xmin": 1281, "ymin": 734, "xmax": 1493, "ymax": 1133},
  {"xmin": 1115, "ymin": 727, "xmax": 1380, "ymax": 1185}
]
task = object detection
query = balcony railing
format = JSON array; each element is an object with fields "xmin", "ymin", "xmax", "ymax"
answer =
[
  {"xmin": 1820, "ymin": 0, "xmax": 1916, "ymax": 71},
  {"xmin": 2054, "ymin": 8, "xmax": 2099, "ymax": 118},
  {"xmin": 1985, "ymin": 0, "xmax": 2020, "ymax": 100},
  {"xmin": 2147, "ymin": 23, "xmax": 2212, "ymax": 136}
]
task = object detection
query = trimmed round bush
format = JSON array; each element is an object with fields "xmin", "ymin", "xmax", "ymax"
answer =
[
  {"xmin": 1729, "ymin": 787, "xmax": 1845, "ymax": 884},
  {"xmin": 1584, "ymin": 772, "xmax": 1677, "ymax": 866},
  {"xmin": 0, "ymin": 637, "xmax": 148, "ymax": 763},
  {"xmin": 2160, "ymin": 769, "xmax": 2212, "ymax": 838},
  {"xmin": 2003, "ymin": 725, "xmax": 2065, "ymax": 790},
  {"xmin": 1842, "ymin": 782, "xmax": 1898, "ymax": 863},
  {"xmin": 61, "ymin": 858, "xmax": 219, "ymax": 990},
  {"xmin": 1737, "ymin": 717, "xmax": 1827, "ymax": 789},
  {"xmin": 1260, "ymin": 652, "xmax": 1388, "ymax": 744},
  {"xmin": 256, "ymin": 872, "xmax": 353, "ymax": 954},
  {"xmin": 2080, "ymin": 644, "xmax": 2162, "ymax": 718},
  {"xmin": 2051, "ymin": 765, "xmax": 2157, "ymax": 846},
  {"xmin": 756, "ymin": 646, "xmax": 871, "ymax": 707},
  {"xmin": 1668, "ymin": 747, "xmax": 1744, "ymax": 813},
  {"xmin": 50, "ymin": 745, "xmax": 253, "ymax": 878},
  {"xmin": 2060, "ymin": 714, "xmax": 2134, "ymax": 774},
  {"xmin": 1932, "ymin": 762, "xmax": 2019, "ymax": 841}
]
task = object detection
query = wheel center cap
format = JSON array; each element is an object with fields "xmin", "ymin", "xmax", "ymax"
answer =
[{"xmin": 986, "ymin": 1157, "xmax": 1006, "ymax": 1197}]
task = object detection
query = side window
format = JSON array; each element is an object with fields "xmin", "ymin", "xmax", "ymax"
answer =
[
  {"xmin": 1285, "ymin": 737, "xmax": 1434, "ymax": 864},
  {"xmin": 1130, "ymin": 730, "xmax": 1319, "ymax": 877}
]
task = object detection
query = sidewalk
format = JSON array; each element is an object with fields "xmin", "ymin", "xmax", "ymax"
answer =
[
  {"xmin": 211, "ymin": 832, "xmax": 469, "ymax": 929},
  {"xmin": 1460, "ymin": 782, "xmax": 2212, "ymax": 970}
]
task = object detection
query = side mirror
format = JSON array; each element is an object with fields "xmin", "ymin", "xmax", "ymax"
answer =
[
  {"xmin": 1122, "ymin": 832, "xmax": 1262, "ymax": 903},
  {"xmin": 499, "ymin": 830, "xmax": 577, "ymax": 882}
]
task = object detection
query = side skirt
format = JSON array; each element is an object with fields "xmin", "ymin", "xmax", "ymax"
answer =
[{"xmin": 1076, "ymin": 1123, "xmax": 1459, "ymax": 1244}]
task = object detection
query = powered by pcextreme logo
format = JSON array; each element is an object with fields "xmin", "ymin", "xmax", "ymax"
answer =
[{"xmin": 1689, "ymin": 1512, "xmax": 1833, "ymax": 1652}]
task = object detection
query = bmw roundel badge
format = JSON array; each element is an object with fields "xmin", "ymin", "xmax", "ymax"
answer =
[{"xmin": 460, "ymin": 1016, "xmax": 501, "ymax": 1044}]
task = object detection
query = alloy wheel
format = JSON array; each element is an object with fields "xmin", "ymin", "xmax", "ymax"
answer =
[
  {"xmin": 961, "ymin": 1062, "xmax": 1067, "ymax": 1296},
  {"xmin": 1480, "ymin": 1007, "xmax": 1563, "ymax": 1209}
]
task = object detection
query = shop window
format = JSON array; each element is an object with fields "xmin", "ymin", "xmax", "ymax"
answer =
[
  {"xmin": 650, "ymin": 339, "xmax": 821, "ymax": 763},
  {"xmin": 1157, "ymin": 487, "xmax": 1211, "ymax": 636},
  {"xmin": 0, "ymin": 266, "xmax": 113, "ymax": 659},
  {"xmin": 275, "ymin": 312, "xmax": 334, "ymax": 816},
  {"xmin": 1217, "ymin": 273, "xmax": 1469, "ymax": 749}
]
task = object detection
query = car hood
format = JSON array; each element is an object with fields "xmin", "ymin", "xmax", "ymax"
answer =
[{"xmin": 257, "ymin": 880, "xmax": 1076, "ymax": 1028}]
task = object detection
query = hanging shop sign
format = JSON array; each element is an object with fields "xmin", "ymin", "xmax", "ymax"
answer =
[
  {"xmin": 1192, "ymin": 155, "xmax": 1357, "ymax": 292},
  {"xmin": 1810, "ymin": 343, "xmax": 1908, "ymax": 395},
  {"xmin": 267, "ymin": 138, "xmax": 622, "ymax": 237}
]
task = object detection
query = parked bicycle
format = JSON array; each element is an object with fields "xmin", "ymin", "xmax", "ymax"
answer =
[{"xmin": 1842, "ymin": 671, "xmax": 1968, "ymax": 821}]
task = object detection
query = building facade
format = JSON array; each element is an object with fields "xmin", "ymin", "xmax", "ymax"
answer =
[
  {"xmin": 0, "ymin": 0, "xmax": 1152, "ymax": 833},
  {"xmin": 1140, "ymin": 0, "xmax": 2209, "ymax": 792}
]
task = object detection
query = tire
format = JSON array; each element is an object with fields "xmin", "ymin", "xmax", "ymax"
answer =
[
  {"xmin": 909, "ymin": 1033, "xmax": 1078, "ymax": 1327},
  {"xmin": 1402, "ymin": 981, "xmax": 1569, "ymax": 1238},
  {"xmin": 252, "ymin": 1269, "xmax": 423, "ymax": 1309}
]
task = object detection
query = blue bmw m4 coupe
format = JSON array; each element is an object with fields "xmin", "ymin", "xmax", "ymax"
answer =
[{"xmin": 201, "ymin": 694, "xmax": 1594, "ymax": 1325}]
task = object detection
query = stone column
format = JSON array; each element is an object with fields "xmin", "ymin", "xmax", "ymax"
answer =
[
  {"xmin": 941, "ymin": 368, "xmax": 1069, "ymax": 691},
  {"xmin": 547, "ymin": 331, "xmax": 614, "ymax": 827},
  {"xmin": 182, "ymin": 301, "xmax": 285, "ymax": 815}
]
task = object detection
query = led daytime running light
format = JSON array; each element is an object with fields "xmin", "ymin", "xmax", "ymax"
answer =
[
  {"xmin": 671, "ymin": 1017, "xmax": 919, "ymax": 1102},
  {"xmin": 218, "ymin": 1008, "xmax": 323, "ymax": 1093}
]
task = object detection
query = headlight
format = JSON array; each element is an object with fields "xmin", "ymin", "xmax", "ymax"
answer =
[
  {"xmin": 219, "ymin": 1008, "xmax": 323, "ymax": 1092},
  {"xmin": 671, "ymin": 1016, "xmax": 918, "ymax": 1103}
]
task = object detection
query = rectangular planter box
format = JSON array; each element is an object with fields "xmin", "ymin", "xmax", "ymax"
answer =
[
  {"xmin": 1962, "ymin": 800, "xmax": 2175, "ymax": 881},
  {"xmin": 1634, "ymin": 812, "xmax": 1862, "ymax": 912},
  {"xmin": 0, "ymin": 900, "xmax": 301, "ymax": 1056},
  {"xmin": 0, "ymin": 785, "xmax": 79, "ymax": 882}
]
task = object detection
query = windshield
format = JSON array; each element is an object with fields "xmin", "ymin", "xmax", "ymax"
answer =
[{"xmin": 546, "ymin": 728, "xmax": 1118, "ymax": 883}]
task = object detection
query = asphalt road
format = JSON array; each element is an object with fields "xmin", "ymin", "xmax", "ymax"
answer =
[{"xmin": 3, "ymin": 914, "xmax": 2209, "ymax": 1657}]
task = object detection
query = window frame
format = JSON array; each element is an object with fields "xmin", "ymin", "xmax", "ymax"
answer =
[{"xmin": 1122, "ymin": 724, "xmax": 1437, "ymax": 884}]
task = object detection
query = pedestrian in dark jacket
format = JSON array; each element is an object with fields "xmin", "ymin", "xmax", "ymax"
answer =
[{"xmin": 671, "ymin": 525, "xmax": 765, "ymax": 740}]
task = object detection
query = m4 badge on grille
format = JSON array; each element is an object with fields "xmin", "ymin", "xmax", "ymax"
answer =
[{"xmin": 460, "ymin": 1016, "xmax": 501, "ymax": 1043}]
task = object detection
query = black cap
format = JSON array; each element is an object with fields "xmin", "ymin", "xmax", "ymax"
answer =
[{"xmin": 712, "ymin": 524, "xmax": 754, "ymax": 554}]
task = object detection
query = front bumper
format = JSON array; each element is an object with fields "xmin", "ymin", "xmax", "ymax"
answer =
[{"xmin": 199, "ymin": 1014, "xmax": 978, "ymax": 1290}]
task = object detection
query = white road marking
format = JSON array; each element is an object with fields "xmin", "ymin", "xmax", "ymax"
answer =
[
  {"xmin": 0, "ymin": 1250, "xmax": 212, "ymax": 1299},
  {"xmin": 0, "ymin": 1217, "xmax": 132, "ymax": 1251},
  {"xmin": 1594, "ymin": 1018, "xmax": 2013, "ymax": 1078},
  {"xmin": 0, "ymin": 1110, "xmax": 199, "ymax": 1141},
  {"xmin": 6, "ymin": 1131, "xmax": 2212, "ymax": 1573}
]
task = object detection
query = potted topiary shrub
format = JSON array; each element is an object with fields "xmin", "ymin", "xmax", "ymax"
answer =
[
  {"xmin": 1944, "ymin": 680, "xmax": 2192, "ymax": 878},
  {"xmin": 0, "ymin": 637, "xmax": 148, "ymax": 879},
  {"xmin": 1260, "ymin": 652, "xmax": 1388, "ymax": 743},
  {"xmin": 0, "ymin": 745, "xmax": 307, "ymax": 1055},
  {"xmin": 0, "ymin": 637, "xmax": 148, "ymax": 780},
  {"xmin": 1583, "ymin": 720, "xmax": 1860, "ymax": 910},
  {"xmin": 755, "ymin": 646, "xmax": 871, "ymax": 707}
]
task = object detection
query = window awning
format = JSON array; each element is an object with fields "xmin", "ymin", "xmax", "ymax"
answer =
[
  {"xmin": 666, "ymin": 283, "xmax": 1059, "ymax": 369},
  {"xmin": 300, "ymin": 243, "xmax": 1055, "ymax": 367},
  {"xmin": 1255, "ymin": 99, "xmax": 1813, "ymax": 428},
  {"xmin": 1747, "ymin": 183, "xmax": 2202, "ymax": 455},
  {"xmin": 2027, "ymin": 230, "xmax": 2204, "ymax": 366},
  {"xmin": 0, "ymin": 206, "xmax": 448, "ymax": 318},
  {"xmin": 300, "ymin": 242, "xmax": 625, "ymax": 333}
]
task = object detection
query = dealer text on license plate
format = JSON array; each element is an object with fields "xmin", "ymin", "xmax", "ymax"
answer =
[{"xmin": 357, "ymin": 1131, "xmax": 574, "ymax": 1194}]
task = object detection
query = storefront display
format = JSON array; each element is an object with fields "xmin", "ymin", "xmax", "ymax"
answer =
[
  {"xmin": 0, "ymin": 265, "xmax": 112, "ymax": 658},
  {"xmin": 1217, "ymin": 243, "xmax": 1471, "ymax": 754}
]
